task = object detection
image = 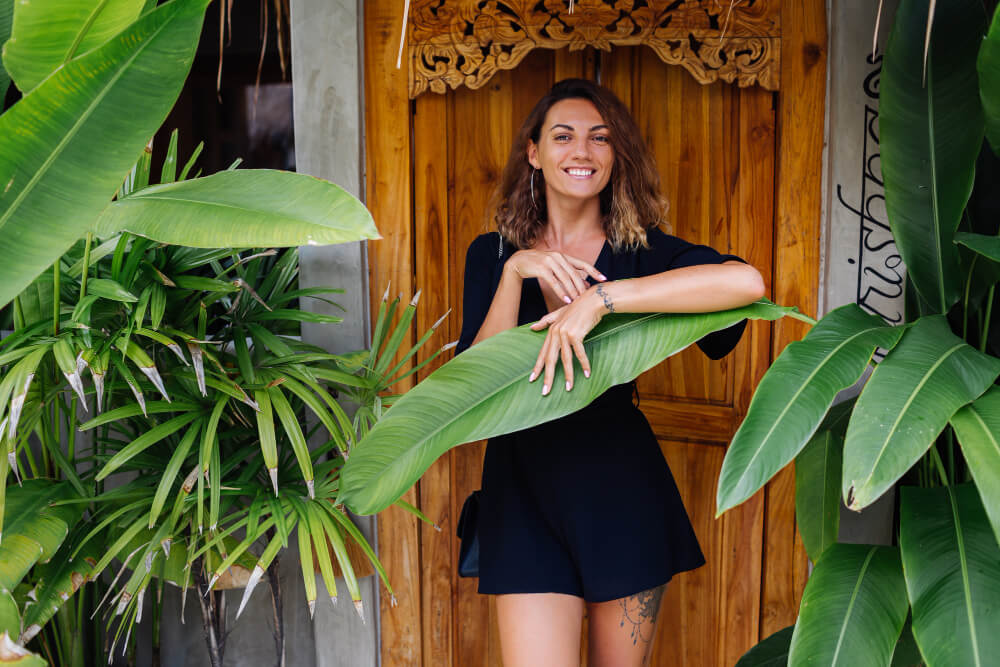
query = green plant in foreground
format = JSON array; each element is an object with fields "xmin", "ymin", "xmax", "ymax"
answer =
[{"xmin": 725, "ymin": 1, "xmax": 1000, "ymax": 665}]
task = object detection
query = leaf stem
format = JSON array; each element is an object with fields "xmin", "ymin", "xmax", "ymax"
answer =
[
  {"xmin": 80, "ymin": 232, "xmax": 93, "ymax": 300},
  {"xmin": 930, "ymin": 445, "xmax": 950, "ymax": 487},
  {"xmin": 980, "ymin": 284, "xmax": 995, "ymax": 354},
  {"xmin": 53, "ymin": 260, "xmax": 61, "ymax": 335},
  {"xmin": 962, "ymin": 254, "xmax": 977, "ymax": 342},
  {"xmin": 784, "ymin": 310, "xmax": 818, "ymax": 326}
]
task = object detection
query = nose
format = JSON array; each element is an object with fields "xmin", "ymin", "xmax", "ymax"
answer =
[{"xmin": 572, "ymin": 137, "xmax": 590, "ymax": 159}]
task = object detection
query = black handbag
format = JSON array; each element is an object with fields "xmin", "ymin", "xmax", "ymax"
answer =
[{"xmin": 456, "ymin": 490, "xmax": 481, "ymax": 577}]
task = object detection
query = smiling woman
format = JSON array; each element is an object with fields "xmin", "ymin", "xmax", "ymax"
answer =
[{"xmin": 457, "ymin": 78, "xmax": 765, "ymax": 667}]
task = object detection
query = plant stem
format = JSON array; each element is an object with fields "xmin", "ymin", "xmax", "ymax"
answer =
[
  {"xmin": 53, "ymin": 260, "xmax": 61, "ymax": 335},
  {"xmin": 784, "ymin": 310, "xmax": 818, "ymax": 326},
  {"xmin": 267, "ymin": 553, "xmax": 285, "ymax": 667},
  {"xmin": 80, "ymin": 232, "xmax": 93, "ymax": 300},
  {"xmin": 981, "ymin": 284, "xmax": 995, "ymax": 354},
  {"xmin": 930, "ymin": 445, "xmax": 950, "ymax": 487},
  {"xmin": 194, "ymin": 565, "xmax": 225, "ymax": 667},
  {"xmin": 962, "ymin": 255, "xmax": 977, "ymax": 341}
]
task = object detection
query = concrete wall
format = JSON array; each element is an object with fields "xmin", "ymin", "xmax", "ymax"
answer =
[{"xmin": 821, "ymin": 0, "xmax": 902, "ymax": 546}]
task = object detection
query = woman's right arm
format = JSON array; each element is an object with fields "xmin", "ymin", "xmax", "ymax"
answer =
[{"xmin": 470, "ymin": 262, "xmax": 524, "ymax": 346}]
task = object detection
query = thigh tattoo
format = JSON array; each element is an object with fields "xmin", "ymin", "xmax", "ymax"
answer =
[{"xmin": 618, "ymin": 584, "xmax": 666, "ymax": 648}]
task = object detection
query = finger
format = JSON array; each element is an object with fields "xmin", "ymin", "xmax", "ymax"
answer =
[
  {"xmin": 530, "ymin": 313, "xmax": 553, "ymax": 331},
  {"xmin": 553, "ymin": 255, "xmax": 588, "ymax": 298},
  {"xmin": 542, "ymin": 270, "xmax": 574, "ymax": 305},
  {"xmin": 542, "ymin": 332, "xmax": 561, "ymax": 396},
  {"xmin": 560, "ymin": 331, "xmax": 574, "ymax": 391},
  {"xmin": 566, "ymin": 256, "xmax": 607, "ymax": 282},
  {"xmin": 530, "ymin": 335, "xmax": 549, "ymax": 383}
]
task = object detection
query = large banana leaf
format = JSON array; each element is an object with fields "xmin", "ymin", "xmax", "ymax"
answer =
[
  {"xmin": 954, "ymin": 232, "xmax": 1000, "ymax": 264},
  {"xmin": 339, "ymin": 301, "xmax": 794, "ymax": 515},
  {"xmin": 950, "ymin": 386, "xmax": 1000, "ymax": 546},
  {"xmin": 735, "ymin": 626, "xmax": 793, "ymax": 667},
  {"xmin": 0, "ymin": 0, "xmax": 211, "ymax": 310},
  {"xmin": 795, "ymin": 429, "xmax": 843, "ymax": 563},
  {"xmin": 0, "ymin": 0, "xmax": 11, "ymax": 101},
  {"xmin": 843, "ymin": 316, "xmax": 1000, "ymax": 509},
  {"xmin": 0, "ymin": 481, "xmax": 81, "ymax": 603},
  {"xmin": 92, "ymin": 170, "xmax": 380, "ymax": 247},
  {"xmin": 879, "ymin": 0, "xmax": 986, "ymax": 313},
  {"xmin": 788, "ymin": 543, "xmax": 908, "ymax": 667},
  {"xmin": 900, "ymin": 484, "xmax": 1000, "ymax": 667},
  {"xmin": 979, "ymin": 6, "xmax": 1000, "ymax": 155},
  {"xmin": 2, "ymin": 0, "xmax": 144, "ymax": 93},
  {"xmin": 717, "ymin": 304, "xmax": 903, "ymax": 514}
]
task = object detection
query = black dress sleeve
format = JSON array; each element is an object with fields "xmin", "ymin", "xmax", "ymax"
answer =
[
  {"xmin": 455, "ymin": 233, "xmax": 499, "ymax": 355},
  {"xmin": 639, "ymin": 228, "xmax": 748, "ymax": 360}
]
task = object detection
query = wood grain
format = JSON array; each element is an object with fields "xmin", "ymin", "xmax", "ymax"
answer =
[
  {"xmin": 364, "ymin": 0, "xmax": 421, "ymax": 663},
  {"xmin": 762, "ymin": 0, "xmax": 826, "ymax": 639}
]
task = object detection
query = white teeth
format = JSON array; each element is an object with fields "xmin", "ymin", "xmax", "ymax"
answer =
[{"xmin": 566, "ymin": 168, "xmax": 595, "ymax": 176}]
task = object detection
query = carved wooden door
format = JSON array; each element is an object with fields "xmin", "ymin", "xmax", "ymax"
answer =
[{"xmin": 363, "ymin": 1, "xmax": 826, "ymax": 664}]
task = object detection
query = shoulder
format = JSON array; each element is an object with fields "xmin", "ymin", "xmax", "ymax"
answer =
[
  {"xmin": 465, "ymin": 232, "xmax": 502, "ymax": 262},
  {"xmin": 643, "ymin": 226, "xmax": 690, "ymax": 254}
]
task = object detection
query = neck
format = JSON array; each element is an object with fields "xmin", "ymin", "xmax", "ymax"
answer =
[{"xmin": 542, "ymin": 191, "xmax": 603, "ymax": 247}]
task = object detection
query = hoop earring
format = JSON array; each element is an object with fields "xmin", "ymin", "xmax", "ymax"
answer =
[{"xmin": 530, "ymin": 168, "xmax": 539, "ymax": 210}]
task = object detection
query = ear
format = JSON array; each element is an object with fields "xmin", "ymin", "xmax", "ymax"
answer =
[{"xmin": 526, "ymin": 140, "xmax": 540, "ymax": 169}]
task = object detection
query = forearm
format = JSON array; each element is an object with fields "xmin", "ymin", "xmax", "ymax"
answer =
[
  {"xmin": 595, "ymin": 262, "xmax": 765, "ymax": 314},
  {"xmin": 471, "ymin": 264, "xmax": 524, "ymax": 346}
]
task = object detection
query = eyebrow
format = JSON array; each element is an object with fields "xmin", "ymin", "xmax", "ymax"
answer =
[{"xmin": 549, "ymin": 123, "xmax": 609, "ymax": 132}]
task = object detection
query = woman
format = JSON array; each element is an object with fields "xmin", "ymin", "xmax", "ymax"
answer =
[{"xmin": 455, "ymin": 79, "xmax": 765, "ymax": 666}]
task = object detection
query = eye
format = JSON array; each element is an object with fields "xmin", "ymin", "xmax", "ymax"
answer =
[
  {"xmin": 592, "ymin": 134, "xmax": 610, "ymax": 144},
  {"xmin": 554, "ymin": 134, "xmax": 571, "ymax": 142}
]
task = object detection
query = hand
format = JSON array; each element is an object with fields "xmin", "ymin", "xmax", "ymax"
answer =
[
  {"xmin": 507, "ymin": 249, "xmax": 607, "ymax": 304},
  {"xmin": 528, "ymin": 286, "xmax": 608, "ymax": 395}
]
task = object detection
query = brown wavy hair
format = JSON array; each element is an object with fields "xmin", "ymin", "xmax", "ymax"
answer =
[{"xmin": 491, "ymin": 78, "xmax": 670, "ymax": 251}]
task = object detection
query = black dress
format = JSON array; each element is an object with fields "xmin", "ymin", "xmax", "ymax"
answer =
[{"xmin": 455, "ymin": 227, "xmax": 746, "ymax": 603}]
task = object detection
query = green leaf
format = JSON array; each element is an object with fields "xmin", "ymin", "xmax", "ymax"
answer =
[
  {"xmin": 879, "ymin": 0, "xmax": 986, "ymax": 312},
  {"xmin": 900, "ymin": 483, "xmax": 1000, "ymax": 667},
  {"xmin": 717, "ymin": 304, "xmax": 903, "ymax": 514},
  {"xmin": 92, "ymin": 169, "xmax": 380, "ymax": 247},
  {"xmin": 955, "ymin": 232, "xmax": 1000, "ymax": 265},
  {"xmin": 255, "ymin": 390, "xmax": 278, "ymax": 493},
  {"xmin": 96, "ymin": 411, "xmax": 200, "ymax": 480},
  {"xmin": 87, "ymin": 277, "xmax": 138, "ymax": 302},
  {"xmin": 979, "ymin": 6, "xmax": 1000, "ymax": 155},
  {"xmin": 148, "ymin": 420, "xmax": 200, "ymax": 526},
  {"xmin": 734, "ymin": 626, "xmax": 793, "ymax": 667},
  {"xmin": 0, "ymin": 481, "xmax": 81, "ymax": 594},
  {"xmin": 19, "ymin": 527, "xmax": 102, "ymax": 643},
  {"xmin": 268, "ymin": 387, "xmax": 313, "ymax": 494},
  {"xmin": 951, "ymin": 386, "xmax": 1000, "ymax": 546},
  {"xmin": 788, "ymin": 543, "xmax": 908, "ymax": 667},
  {"xmin": 843, "ymin": 316, "xmax": 1000, "ymax": 509},
  {"xmin": 796, "ymin": 429, "xmax": 843, "ymax": 563},
  {"xmin": 0, "ymin": 0, "xmax": 12, "ymax": 101},
  {"xmin": 0, "ymin": 0, "xmax": 211, "ymax": 310},
  {"xmin": 3, "ymin": 0, "xmax": 145, "ymax": 93},
  {"xmin": 0, "ymin": 589, "xmax": 18, "ymax": 639},
  {"xmin": 250, "ymin": 309, "xmax": 343, "ymax": 325},
  {"xmin": 340, "ymin": 301, "xmax": 793, "ymax": 515}
]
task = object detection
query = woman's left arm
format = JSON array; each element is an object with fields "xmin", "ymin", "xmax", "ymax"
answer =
[{"xmin": 528, "ymin": 261, "xmax": 765, "ymax": 394}]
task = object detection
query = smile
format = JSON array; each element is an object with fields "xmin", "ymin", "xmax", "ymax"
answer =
[{"xmin": 564, "ymin": 168, "xmax": 596, "ymax": 178}]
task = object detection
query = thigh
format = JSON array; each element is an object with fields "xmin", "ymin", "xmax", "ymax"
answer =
[
  {"xmin": 495, "ymin": 593, "xmax": 585, "ymax": 667},
  {"xmin": 586, "ymin": 584, "xmax": 667, "ymax": 667}
]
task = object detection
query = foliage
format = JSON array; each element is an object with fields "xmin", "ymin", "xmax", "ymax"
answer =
[
  {"xmin": 726, "ymin": 1, "xmax": 1000, "ymax": 665},
  {"xmin": 339, "ymin": 301, "xmax": 799, "ymax": 515},
  {"xmin": 0, "ymin": 0, "xmax": 386, "ymax": 662}
]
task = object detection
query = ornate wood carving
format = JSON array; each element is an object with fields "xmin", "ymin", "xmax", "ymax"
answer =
[{"xmin": 407, "ymin": 0, "xmax": 781, "ymax": 97}]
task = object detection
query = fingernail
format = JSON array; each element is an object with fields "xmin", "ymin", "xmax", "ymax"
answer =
[
  {"xmin": 563, "ymin": 295, "xmax": 572, "ymax": 304},
  {"xmin": 584, "ymin": 369, "xmax": 590, "ymax": 378},
  {"xmin": 542, "ymin": 384, "xmax": 550, "ymax": 396},
  {"xmin": 529, "ymin": 371, "xmax": 536, "ymax": 382},
  {"xmin": 598, "ymin": 274, "xmax": 607, "ymax": 281},
  {"xmin": 565, "ymin": 381, "xmax": 571, "ymax": 391}
]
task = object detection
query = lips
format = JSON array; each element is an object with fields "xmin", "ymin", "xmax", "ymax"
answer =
[{"xmin": 564, "ymin": 167, "xmax": 596, "ymax": 178}]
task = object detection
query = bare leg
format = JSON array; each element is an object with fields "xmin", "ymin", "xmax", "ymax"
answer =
[
  {"xmin": 495, "ymin": 593, "xmax": 585, "ymax": 667},
  {"xmin": 586, "ymin": 584, "xmax": 666, "ymax": 667}
]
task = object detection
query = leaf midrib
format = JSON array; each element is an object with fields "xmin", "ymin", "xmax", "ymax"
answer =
[
  {"xmin": 948, "ymin": 486, "xmax": 981, "ymax": 667},
  {"xmin": 0, "ymin": 6, "xmax": 177, "ymax": 234},
  {"xmin": 725, "ymin": 326, "xmax": 884, "ymax": 505},
  {"xmin": 856, "ymin": 342, "xmax": 964, "ymax": 495},
  {"xmin": 830, "ymin": 546, "xmax": 878, "ymax": 666}
]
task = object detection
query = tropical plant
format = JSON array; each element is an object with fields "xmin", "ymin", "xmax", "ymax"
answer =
[
  {"xmin": 0, "ymin": 0, "xmax": 395, "ymax": 662},
  {"xmin": 720, "ymin": 1, "xmax": 1000, "ymax": 665}
]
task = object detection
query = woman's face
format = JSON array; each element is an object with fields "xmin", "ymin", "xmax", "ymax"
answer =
[{"xmin": 527, "ymin": 98, "xmax": 614, "ymax": 205}]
